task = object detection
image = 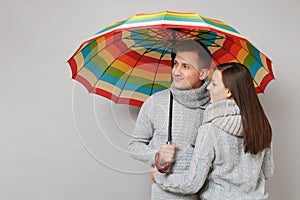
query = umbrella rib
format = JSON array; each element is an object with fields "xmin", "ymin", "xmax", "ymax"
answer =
[
  {"xmin": 146, "ymin": 28, "xmax": 174, "ymax": 40},
  {"xmin": 73, "ymin": 30, "xmax": 164, "ymax": 93},
  {"xmin": 195, "ymin": 30, "xmax": 272, "ymax": 74},
  {"xmin": 148, "ymin": 29, "xmax": 181, "ymax": 96},
  {"xmin": 187, "ymin": 30, "xmax": 273, "ymax": 88},
  {"xmin": 129, "ymin": 29, "xmax": 175, "ymax": 50},
  {"xmin": 115, "ymin": 32, "xmax": 171, "ymax": 102},
  {"xmin": 150, "ymin": 46, "xmax": 171, "ymax": 96},
  {"xmin": 73, "ymin": 28, "xmax": 271, "ymax": 97},
  {"xmin": 132, "ymin": 28, "xmax": 190, "ymax": 97},
  {"xmin": 114, "ymin": 51, "xmax": 147, "ymax": 103},
  {"xmin": 176, "ymin": 29, "xmax": 198, "ymax": 40},
  {"xmin": 73, "ymin": 29, "xmax": 187, "ymax": 80},
  {"xmin": 115, "ymin": 48, "xmax": 169, "ymax": 102},
  {"xmin": 130, "ymin": 28, "xmax": 187, "ymax": 47},
  {"xmin": 72, "ymin": 29, "xmax": 164, "ymax": 79},
  {"xmin": 72, "ymin": 35, "xmax": 126, "ymax": 80},
  {"xmin": 114, "ymin": 28, "xmax": 178, "ymax": 102},
  {"xmin": 73, "ymin": 28, "xmax": 183, "ymax": 80},
  {"xmin": 197, "ymin": 35, "xmax": 267, "ymax": 87},
  {"xmin": 114, "ymin": 28, "xmax": 206, "ymax": 99},
  {"xmin": 91, "ymin": 37, "xmax": 163, "ymax": 93}
]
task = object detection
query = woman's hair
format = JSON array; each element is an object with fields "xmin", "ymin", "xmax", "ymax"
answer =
[
  {"xmin": 217, "ymin": 62, "xmax": 272, "ymax": 154},
  {"xmin": 172, "ymin": 39, "xmax": 212, "ymax": 69}
]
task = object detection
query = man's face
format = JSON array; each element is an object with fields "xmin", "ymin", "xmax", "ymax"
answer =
[{"xmin": 172, "ymin": 51, "xmax": 203, "ymax": 90}]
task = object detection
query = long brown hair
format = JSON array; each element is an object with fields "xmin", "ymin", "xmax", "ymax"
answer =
[{"xmin": 217, "ymin": 62, "xmax": 272, "ymax": 154}]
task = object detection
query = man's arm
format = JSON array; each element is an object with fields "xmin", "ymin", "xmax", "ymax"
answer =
[
  {"xmin": 128, "ymin": 98, "xmax": 157, "ymax": 165},
  {"xmin": 128, "ymin": 93, "xmax": 177, "ymax": 166},
  {"xmin": 154, "ymin": 125, "xmax": 215, "ymax": 194}
]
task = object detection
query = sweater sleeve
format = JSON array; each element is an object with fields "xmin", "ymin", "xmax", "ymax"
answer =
[
  {"xmin": 155, "ymin": 124, "xmax": 215, "ymax": 194},
  {"xmin": 128, "ymin": 97, "xmax": 157, "ymax": 165},
  {"xmin": 262, "ymin": 144, "xmax": 274, "ymax": 180}
]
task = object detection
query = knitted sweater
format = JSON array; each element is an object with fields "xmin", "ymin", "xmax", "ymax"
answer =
[
  {"xmin": 128, "ymin": 81, "xmax": 210, "ymax": 200},
  {"xmin": 155, "ymin": 100, "xmax": 274, "ymax": 200}
]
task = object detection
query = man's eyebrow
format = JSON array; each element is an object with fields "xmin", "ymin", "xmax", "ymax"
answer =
[{"xmin": 174, "ymin": 58, "xmax": 197, "ymax": 69}]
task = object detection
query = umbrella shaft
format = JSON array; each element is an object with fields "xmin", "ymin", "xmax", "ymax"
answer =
[{"xmin": 168, "ymin": 92, "xmax": 173, "ymax": 143}]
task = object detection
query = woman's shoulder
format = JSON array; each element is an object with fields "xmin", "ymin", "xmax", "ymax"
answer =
[
  {"xmin": 198, "ymin": 123, "xmax": 241, "ymax": 147},
  {"xmin": 199, "ymin": 123, "xmax": 224, "ymax": 135},
  {"xmin": 200, "ymin": 123, "xmax": 243, "ymax": 143},
  {"xmin": 197, "ymin": 123, "xmax": 225, "ymax": 144}
]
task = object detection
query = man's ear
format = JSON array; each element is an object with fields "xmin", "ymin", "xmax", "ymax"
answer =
[{"xmin": 199, "ymin": 69, "xmax": 209, "ymax": 80}]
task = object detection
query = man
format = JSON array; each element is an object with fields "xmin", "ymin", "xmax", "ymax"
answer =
[{"xmin": 128, "ymin": 39, "xmax": 212, "ymax": 200}]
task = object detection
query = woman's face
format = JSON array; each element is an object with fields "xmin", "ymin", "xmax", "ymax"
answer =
[{"xmin": 207, "ymin": 70, "xmax": 230, "ymax": 103}]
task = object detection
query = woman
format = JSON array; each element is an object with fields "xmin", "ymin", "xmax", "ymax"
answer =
[{"xmin": 154, "ymin": 62, "xmax": 274, "ymax": 200}]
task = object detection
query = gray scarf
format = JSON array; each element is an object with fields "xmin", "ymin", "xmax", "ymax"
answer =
[
  {"xmin": 169, "ymin": 80, "xmax": 210, "ymax": 109},
  {"xmin": 203, "ymin": 99, "xmax": 243, "ymax": 137}
]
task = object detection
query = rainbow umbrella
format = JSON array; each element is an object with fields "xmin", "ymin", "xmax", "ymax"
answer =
[{"xmin": 68, "ymin": 11, "xmax": 274, "ymax": 107}]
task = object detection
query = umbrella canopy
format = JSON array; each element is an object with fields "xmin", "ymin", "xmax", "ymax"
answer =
[{"xmin": 68, "ymin": 11, "xmax": 274, "ymax": 107}]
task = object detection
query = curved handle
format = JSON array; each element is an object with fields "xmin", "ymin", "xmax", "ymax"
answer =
[{"xmin": 155, "ymin": 152, "xmax": 170, "ymax": 173}]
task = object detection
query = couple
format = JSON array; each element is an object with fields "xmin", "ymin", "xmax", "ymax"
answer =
[{"xmin": 128, "ymin": 40, "xmax": 274, "ymax": 200}]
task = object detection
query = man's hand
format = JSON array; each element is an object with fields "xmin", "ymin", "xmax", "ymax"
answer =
[{"xmin": 157, "ymin": 144, "xmax": 178, "ymax": 164}]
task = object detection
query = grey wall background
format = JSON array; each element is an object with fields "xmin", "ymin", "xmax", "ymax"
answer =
[{"xmin": 1, "ymin": 0, "xmax": 299, "ymax": 199}]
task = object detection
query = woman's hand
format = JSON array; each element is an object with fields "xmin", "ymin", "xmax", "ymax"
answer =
[{"xmin": 150, "ymin": 166, "xmax": 157, "ymax": 182}]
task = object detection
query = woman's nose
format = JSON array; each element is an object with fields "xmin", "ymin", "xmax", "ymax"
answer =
[{"xmin": 207, "ymin": 83, "xmax": 211, "ymax": 91}]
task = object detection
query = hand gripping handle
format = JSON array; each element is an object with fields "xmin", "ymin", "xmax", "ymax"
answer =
[{"xmin": 155, "ymin": 152, "xmax": 170, "ymax": 173}]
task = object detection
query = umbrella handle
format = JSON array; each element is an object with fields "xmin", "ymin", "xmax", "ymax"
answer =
[
  {"xmin": 155, "ymin": 152, "xmax": 170, "ymax": 173},
  {"xmin": 155, "ymin": 92, "xmax": 173, "ymax": 173}
]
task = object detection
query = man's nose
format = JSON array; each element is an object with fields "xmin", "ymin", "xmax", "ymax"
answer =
[{"xmin": 173, "ymin": 66, "xmax": 182, "ymax": 75}]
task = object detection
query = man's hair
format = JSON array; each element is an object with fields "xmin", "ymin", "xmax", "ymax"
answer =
[{"xmin": 172, "ymin": 39, "xmax": 212, "ymax": 69}]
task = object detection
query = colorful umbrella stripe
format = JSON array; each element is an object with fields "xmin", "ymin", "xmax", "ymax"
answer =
[{"xmin": 68, "ymin": 11, "xmax": 274, "ymax": 107}]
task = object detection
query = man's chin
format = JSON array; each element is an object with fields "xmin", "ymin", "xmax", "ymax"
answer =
[{"xmin": 173, "ymin": 83, "xmax": 191, "ymax": 90}]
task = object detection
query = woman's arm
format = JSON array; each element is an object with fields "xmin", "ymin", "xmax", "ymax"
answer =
[
  {"xmin": 155, "ymin": 124, "xmax": 216, "ymax": 194},
  {"xmin": 262, "ymin": 144, "xmax": 274, "ymax": 180}
]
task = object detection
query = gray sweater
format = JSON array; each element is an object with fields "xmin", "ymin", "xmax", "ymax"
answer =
[
  {"xmin": 128, "ymin": 82, "xmax": 210, "ymax": 200},
  {"xmin": 155, "ymin": 100, "xmax": 274, "ymax": 200}
]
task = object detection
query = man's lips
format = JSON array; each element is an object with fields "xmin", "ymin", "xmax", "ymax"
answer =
[{"xmin": 173, "ymin": 76, "xmax": 184, "ymax": 82}]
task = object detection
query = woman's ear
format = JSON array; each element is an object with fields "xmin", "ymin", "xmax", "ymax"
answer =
[
  {"xmin": 226, "ymin": 88, "xmax": 232, "ymax": 98},
  {"xmin": 199, "ymin": 69, "xmax": 209, "ymax": 80}
]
